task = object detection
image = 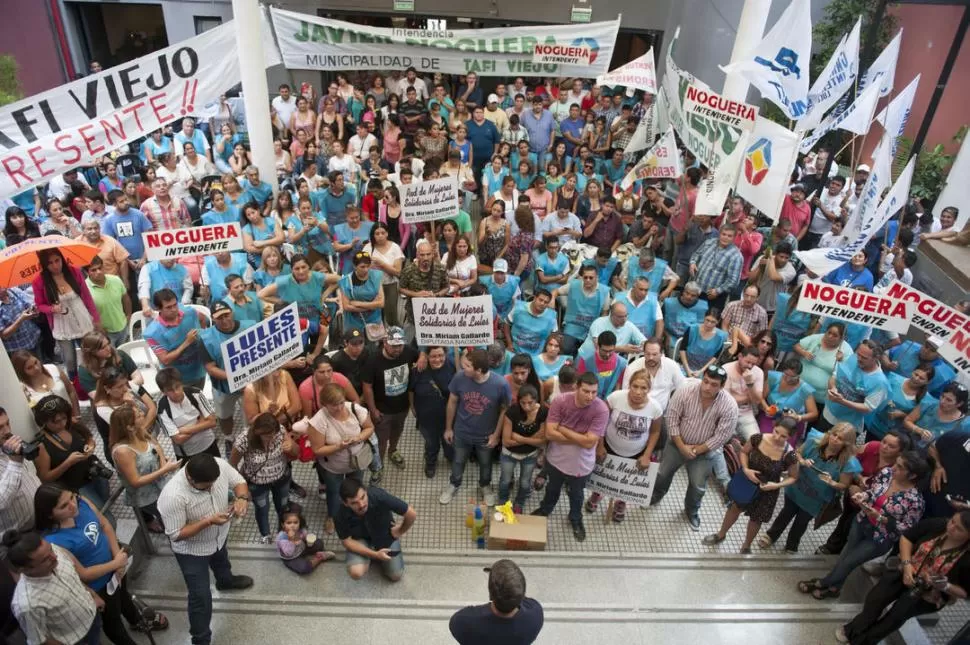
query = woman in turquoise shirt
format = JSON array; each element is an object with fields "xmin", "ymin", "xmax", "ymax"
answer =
[
  {"xmin": 258, "ymin": 254, "xmax": 338, "ymax": 322},
  {"xmin": 758, "ymin": 358, "xmax": 818, "ymax": 443},
  {"xmin": 252, "ymin": 246, "xmax": 291, "ymax": 290},
  {"xmin": 338, "ymin": 251, "xmax": 385, "ymax": 334},
  {"xmin": 762, "ymin": 424, "xmax": 861, "ymax": 553},
  {"xmin": 865, "ymin": 367, "xmax": 935, "ymax": 440},
  {"xmin": 771, "ymin": 289, "xmax": 814, "ymax": 355},
  {"xmin": 241, "ymin": 201, "xmax": 285, "ymax": 268},
  {"xmin": 679, "ymin": 310, "xmax": 727, "ymax": 377},
  {"xmin": 213, "ymin": 123, "xmax": 243, "ymax": 174},
  {"xmin": 481, "ymin": 155, "xmax": 510, "ymax": 199},
  {"xmin": 287, "ymin": 196, "xmax": 332, "ymax": 265},
  {"xmin": 904, "ymin": 381, "xmax": 970, "ymax": 447},
  {"xmin": 793, "ymin": 322, "xmax": 853, "ymax": 405},
  {"xmin": 200, "ymin": 189, "xmax": 238, "ymax": 226},
  {"xmin": 531, "ymin": 334, "xmax": 573, "ymax": 384},
  {"xmin": 222, "ymin": 173, "xmax": 252, "ymax": 214}
]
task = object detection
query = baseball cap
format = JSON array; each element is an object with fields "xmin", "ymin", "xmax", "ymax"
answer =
[
  {"xmin": 344, "ymin": 328, "xmax": 365, "ymax": 344},
  {"xmin": 492, "ymin": 258, "xmax": 509, "ymax": 273},
  {"xmin": 856, "ymin": 164, "xmax": 871, "ymax": 173},
  {"xmin": 386, "ymin": 326, "xmax": 406, "ymax": 346},
  {"xmin": 927, "ymin": 336, "xmax": 944, "ymax": 350},
  {"xmin": 211, "ymin": 302, "xmax": 233, "ymax": 318},
  {"xmin": 487, "ymin": 93, "xmax": 499, "ymax": 104}
]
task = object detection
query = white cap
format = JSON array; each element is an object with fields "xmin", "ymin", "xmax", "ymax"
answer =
[
  {"xmin": 856, "ymin": 164, "xmax": 871, "ymax": 173},
  {"xmin": 492, "ymin": 259, "xmax": 509, "ymax": 273},
  {"xmin": 927, "ymin": 335, "xmax": 944, "ymax": 349},
  {"xmin": 487, "ymin": 93, "xmax": 499, "ymax": 104}
]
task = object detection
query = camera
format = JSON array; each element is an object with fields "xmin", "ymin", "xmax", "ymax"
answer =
[
  {"xmin": 87, "ymin": 455, "xmax": 114, "ymax": 480},
  {"xmin": 1, "ymin": 438, "xmax": 41, "ymax": 461}
]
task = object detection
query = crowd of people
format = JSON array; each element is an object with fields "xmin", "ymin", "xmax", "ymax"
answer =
[{"xmin": 0, "ymin": 66, "xmax": 968, "ymax": 645}]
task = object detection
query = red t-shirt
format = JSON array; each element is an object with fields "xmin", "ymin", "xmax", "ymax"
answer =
[
  {"xmin": 858, "ymin": 441, "xmax": 882, "ymax": 480},
  {"xmin": 298, "ymin": 373, "xmax": 354, "ymax": 415},
  {"xmin": 779, "ymin": 194, "xmax": 812, "ymax": 237}
]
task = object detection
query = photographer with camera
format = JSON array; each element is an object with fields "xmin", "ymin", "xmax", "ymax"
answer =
[
  {"xmin": 33, "ymin": 395, "xmax": 115, "ymax": 523},
  {"xmin": 0, "ymin": 406, "xmax": 41, "ymax": 535}
]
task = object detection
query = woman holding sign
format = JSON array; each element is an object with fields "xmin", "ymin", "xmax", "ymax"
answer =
[
  {"xmin": 584, "ymin": 370, "xmax": 663, "ymax": 523},
  {"xmin": 338, "ymin": 252, "xmax": 385, "ymax": 338}
]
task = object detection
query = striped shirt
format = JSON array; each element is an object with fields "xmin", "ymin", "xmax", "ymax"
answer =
[
  {"xmin": 12, "ymin": 544, "xmax": 97, "ymax": 645},
  {"xmin": 665, "ymin": 379, "xmax": 739, "ymax": 451},
  {"xmin": 0, "ymin": 457, "xmax": 41, "ymax": 534},
  {"xmin": 157, "ymin": 457, "xmax": 246, "ymax": 556},
  {"xmin": 690, "ymin": 238, "xmax": 743, "ymax": 297}
]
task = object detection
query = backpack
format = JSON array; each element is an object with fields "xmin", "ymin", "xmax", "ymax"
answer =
[{"xmin": 723, "ymin": 436, "xmax": 744, "ymax": 475}]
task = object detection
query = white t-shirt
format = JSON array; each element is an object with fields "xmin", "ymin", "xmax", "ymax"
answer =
[
  {"xmin": 272, "ymin": 96, "xmax": 298, "ymax": 128},
  {"xmin": 810, "ymin": 190, "xmax": 844, "ymax": 234},
  {"xmin": 620, "ymin": 356, "xmax": 685, "ymax": 410},
  {"xmin": 441, "ymin": 254, "xmax": 478, "ymax": 293},
  {"xmin": 348, "ymin": 134, "xmax": 378, "ymax": 163},
  {"xmin": 605, "ymin": 390, "xmax": 663, "ymax": 456},
  {"xmin": 363, "ymin": 242, "xmax": 405, "ymax": 285},
  {"xmin": 328, "ymin": 155, "xmax": 359, "ymax": 185}
]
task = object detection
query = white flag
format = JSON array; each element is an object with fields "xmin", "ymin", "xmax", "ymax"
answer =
[
  {"xmin": 936, "ymin": 134, "xmax": 970, "ymax": 230},
  {"xmin": 798, "ymin": 18, "xmax": 861, "ymax": 131},
  {"xmin": 798, "ymin": 81, "xmax": 881, "ymax": 153},
  {"xmin": 861, "ymin": 30, "xmax": 902, "ymax": 98},
  {"xmin": 875, "ymin": 74, "xmax": 920, "ymax": 157},
  {"xmin": 621, "ymin": 126, "xmax": 682, "ymax": 189},
  {"xmin": 597, "ymin": 48, "xmax": 657, "ymax": 95},
  {"xmin": 695, "ymin": 132, "xmax": 751, "ymax": 216},
  {"xmin": 624, "ymin": 98, "xmax": 660, "ymax": 155},
  {"xmin": 843, "ymin": 128, "xmax": 893, "ymax": 240},
  {"xmin": 736, "ymin": 117, "xmax": 802, "ymax": 222},
  {"xmin": 720, "ymin": 0, "xmax": 812, "ymax": 119}
]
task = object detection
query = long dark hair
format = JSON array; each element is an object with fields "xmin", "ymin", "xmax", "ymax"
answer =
[
  {"xmin": 34, "ymin": 482, "xmax": 73, "ymax": 533},
  {"xmin": 32, "ymin": 394, "xmax": 92, "ymax": 442},
  {"xmin": 37, "ymin": 248, "xmax": 82, "ymax": 305},
  {"xmin": 4, "ymin": 206, "xmax": 40, "ymax": 243},
  {"xmin": 510, "ymin": 353, "xmax": 542, "ymax": 393}
]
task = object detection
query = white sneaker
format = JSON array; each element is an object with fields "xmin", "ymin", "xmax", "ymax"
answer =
[
  {"xmin": 834, "ymin": 626, "xmax": 849, "ymax": 643},
  {"xmin": 439, "ymin": 484, "xmax": 459, "ymax": 505},
  {"xmin": 482, "ymin": 487, "xmax": 497, "ymax": 507}
]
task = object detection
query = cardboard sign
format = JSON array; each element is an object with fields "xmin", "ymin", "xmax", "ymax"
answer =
[
  {"xmin": 412, "ymin": 295, "xmax": 493, "ymax": 346},
  {"xmin": 882, "ymin": 281, "xmax": 970, "ymax": 342},
  {"xmin": 143, "ymin": 223, "xmax": 243, "ymax": 261},
  {"xmin": 400, "ymin": 175, "xmax": 460, "ymax": 225},
  {"xmin": 587, "ymin": 455, "xmax": 659, "ymax": 507},
  {"xmin": 220, "ymin": 303, "xmax": 302, "ymax": 393},
  {"xmin": 797, "ymin": 280, "xmax": 912, "ymax": 333},
  {"xmin": 532, "ymin": 43, "xmax": 592, "ymax": 66},
  {"xmin": 683, "ymin": 83, "xmax": 759, "ymax": 131}
]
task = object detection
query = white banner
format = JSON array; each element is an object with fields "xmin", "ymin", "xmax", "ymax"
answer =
[
  {"xmin": 799, "ymin": 81, "xmax": 881, "ymax": 153},
  {"xmin": 736, "ymin": 117, "xmax": 802, "ymax": 222},
  {"xmin": 587, "ymin": 455, "xmax": 659, "ymax": 507},
  {"xmin": 683, "ymin": 84, "xmax": 759, "ymax": 132},
  {"xmin": 413, "ymin": 295, "xmax": 494, "ymax": 347},
  {"xmin": 720, "ymin": 0, "xmax": 812, "ymax": 119},
  {"xmin": 221, "ymin": 303, "xmax": 303, "ymax": 393},
  {"xmin": 0, "ymin": 23, "xmax": 251, "ymax": 201},
  {"xmin": 861, "ymin": 30, "xmax": 902, "ymax": 99},
  {"xmin": 937, "ymin": 134, "xmax": 970, "ymax": 230},
  {"xmin": 798, "ymin": 18, "xmax": 861, "ymax": 131},
  {"xmin": 695, "ymin": 131, "xmax": 750, "ymax": 216},
  {"xmin": 845, "ymin": 143, "xmax": 909, "ymax": 241},
  {"xmin": 797, "ymin": 279, "xmax": 912, "ymax": 333},
  {"xmin": 596, "ymin": 48, "xmax": 657, "ymax": 95},
  {"xmin": 270, "ymin": 8, "xmax": 620, "ymax": 77},
  {"xmin": 940, "ymin": 335, "xmax": 970, "ymax": 380},
  {"xmin": 883, "ymin": 281, "xmax": 970, "ymax": 342},
  {"xmin": 533, "ymin": 43, "xmax": 592, "ymax": 66},
  {"xmin": 401, "ymin": 175, "xmax": 460, "ymax": 224},
  {"xmin": 620, "ymin": 126, "xmax": 682, "ymax": 188},
  {"xmin": 143, "ymin": 223, "xmax": 243, "ymax": 262},
  {"xmin": 875, "ymin": 74, "xmax": 920, "ymax": 157}
]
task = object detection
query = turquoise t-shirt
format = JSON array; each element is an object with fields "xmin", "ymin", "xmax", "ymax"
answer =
[
  {"xmin": 277, "ymin": 271, "xmax": 328, "ymax": 320},
  {"xmin": 772, "ymin": 292, "xmax": 813, "ymax": 352},
  {"xmin": 826, "ymin": 354, "xmax": 889, "ymax": 428},
  {"xmin": 339, "ymin": 270, "xmax": 384, "ymax": 331},
  {"xmin": 915, "ymin": 402, "xmax": 970, "ymax": 444},
  {"xmin": 507, "ymin": 300, "xmax": 558, "ymax": 357},
  {"xmin": 562, "ymin": 280, "xmax": 610, "ymax": 340},
  {"xmin": 531, "ymin": 353, "xmax": 572, "ymax": 382},
  {"xmin": 481, "ymin": 274, "xmax": 521, "ymax": 321},
  {"xmin": 765, "ymin": 370, "xmax": 815, "ymax": 416},
  {"xmin": 865, "ymin": 372, "xmax": 932, "ymax": 439},
  {"xmin": 785, "ymin": 429, "xmax": 862, "ymax": 516},
  {"xmin": 682, "ymin": 324, "xmax": 727, "ymax": 372}
]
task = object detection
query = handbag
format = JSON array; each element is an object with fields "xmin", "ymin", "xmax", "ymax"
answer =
[
  {"xmin": 813, "ymin": 494, "xmax": 843, "ymax": 530},
  {"xmin": 727, "ymin": 470, "xmax": 759, "ymax": 506},
  {"xmin": 351, "ymin": 276, "xmax": 386, "ymax": 341},
  {"xmin": 322, "ymin": 403, "xmax": 373, "ymax": 471}
]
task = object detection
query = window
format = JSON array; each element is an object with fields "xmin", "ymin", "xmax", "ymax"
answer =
[{"xmin": 194, "ymin": 16, "xmax": 222, "ymax": 35}]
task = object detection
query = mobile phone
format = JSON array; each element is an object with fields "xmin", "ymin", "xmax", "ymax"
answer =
[
  {"xmin": 947, "ymin": 494, "xmax": 967, "ymax": 503},
  {"xmin": 385, "ymin": 550, "xmax": 401, "ymax": 557}
]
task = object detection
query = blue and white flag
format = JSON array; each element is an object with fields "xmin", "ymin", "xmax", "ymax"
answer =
[
  {"xmin": 798, "ymin": 18, "xmax": 861, "ymax": 131},
  {"xmin": 862, "ymin": 30, "xmax": 902, "ymax": 99},
  {"xmin": 720, "ymin": 0, "xmax": 812, "ymax": 119},
  {"xmin": 875, "ymin": 74, "xmax": 920, "ymax": 157},
  {"xmin": 798, "ymin": 81, "xmax": 881, "ymax": 153}
]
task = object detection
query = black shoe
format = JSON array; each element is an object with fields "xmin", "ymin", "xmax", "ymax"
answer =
[
  {"xmin": 424, "ymin": 462, "xmax": 437, "ymax": 479},
  {"xmin": 530, "ymin": 508, "xmax": 549, "ymax": 517},
  {"xmin": 571, "ymin": 522, "xmax": 586, "ymax": 542},
  {"xmin": 290, "ymin": 482, "xmax": 307, "ymax": 499},
  {"xmin": 216, "ymin": 575, "xmax": 253, "ymax": 591}
]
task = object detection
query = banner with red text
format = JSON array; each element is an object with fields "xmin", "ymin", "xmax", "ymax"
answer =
[
  {"xmin": 143, "ymin": 223, "xmax": 243, "ymax": 261},
  {"xmin": 683, "ymin": 84, "xmax": 759, "ymax": 132},
  {"xmin": 620, "ymin": 126, "xmax": 681, "ymax": 189},
  {"xmin": 796, "ymin": 279, "xmax": 913, "ymax": 333},
  {"xmin": 0, "ymin": 23, "xmax": 253, "ymax": 200},
  {"xmin": 882, "ymin": 281, "xmax": 970, "ymax": 343},
  {"xmin": 596, "ymin": 48, "xmax": 657, "ymax": 95}
]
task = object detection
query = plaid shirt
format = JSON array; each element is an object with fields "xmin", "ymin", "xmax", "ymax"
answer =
[
  {"xmin": 665, "ymin": 379, "xmax": 738, "ymax": 450},
  {"xmin": 612, "ymin": 127, "xmax": 634, "ymax": 151},
  {"xmin": 721, "ymin": 300, "xmax": 769, "ymax": 338},
  {"xmin": 140, "ymin": 195, "xmax": 191, "ymax": 231},
  {"xmin": 399, "ymin": 259, "xmax": 449, "ymax": 322},
  {"xmin": 0, "ymin": 287, "xmax": 41, "ymax": 352},
  {"xmin": 691, "ymin": 238, "xmax": 743, "ymax": 296}
]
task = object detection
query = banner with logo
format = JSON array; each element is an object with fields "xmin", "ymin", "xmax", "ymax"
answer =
[
  {"xmin": 0, "ymin": 23, "xmax": 257, "ymax": 201},
  {"xmin": 720, "ymin": 0, "xmax": 812, "ymax": 119},
  {"xmin": 596, "ymin": 48, "xmax": 657, "ymax": 95},
  {"xmin": 413, "ymin": 295, "xmax": 494, "ymax": 346},
  {"xmin": 799, "ymin": 81, "xmax": 881, "ymax": 154},
  {"xmin": 861, "ymin": 30, "xmax": 902, "ymax": 99},
  {"xmin": 798, "ymin": 18, "xmax": 860, "ymax": 131},
  {"xmin": 875, "ymin": 74, "xmax": 920, "ymax": 157},
  {"xmin": 588, "ymin": 455, "xmax": 659, "ymax": 507},
  {"xmin": 695, "ymin": 131, "xmax": 750, "ymax": 217},
  {"xmin": 620, "ymin": 126, "xmax": 681, "ymax": 189},
  {"xmin": 683, "ymin": 84, "xmax": 759, "ymax": 132},
  {"xmin": 533, "ymin": 43, "xmax": 592, "ymax": 66},
  {"xmin": 736, "ymin": 117, "xmax": 802, "ymax": 222},
  {"xmin": 143, "ymin": 223, "xmax": 243, "ymax": 261},
  {"xmin": 400, "ymin": 175, "xmax": 460, "ymax": 224},
  {"xmin": 936, "ymin": 135, "xmax": 970, "ymax": 230},
  {"xmin": 882, "ymin": 281, "xmax": 969, "ymax": 342},
  {"xmin": 221, "ymin": 303, "xmax": 303, "ymax": 393},
  {"xmin": 663, "ymin": 29, "xmax": 744, "ymax": 170},
  {"xmin": 797, "ymin": 279, "xmax": 913, "ymax": 333},
  {"xmin": 271, "ymin": 8, "xmax": 620, "ymax": 77}
]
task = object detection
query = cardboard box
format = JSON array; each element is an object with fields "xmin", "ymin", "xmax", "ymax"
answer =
[{"xmin": 486, "ymin": 515, "xmax": 548, "ymax": 551}]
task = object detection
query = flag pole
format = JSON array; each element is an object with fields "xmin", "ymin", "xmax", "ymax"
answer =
[{"xmin": 722, "ymin": 0, "xmax": 773, "ymax": 100}]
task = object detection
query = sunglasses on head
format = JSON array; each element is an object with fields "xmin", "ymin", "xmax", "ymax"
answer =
[{"xmin": 706, "ymin": 365, "xmax": 727, "ymax": 377}]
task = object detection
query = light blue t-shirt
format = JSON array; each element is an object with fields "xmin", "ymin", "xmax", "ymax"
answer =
[
  {"xmin": 481, "ymin": 274, "xmax": 521, "ymax": 321},
  {"xmin": 771, "ymin": 292, "xmax": 813, "ymax": 352},
  {"xmin": 613, "ymin": 291, "xmax": 659, "ymax": 340},
  {"xmin": 825, "ymin": 355, "xmax": 889, "ymax": 428},
  {"xmin": 765, "ymin": 370, "xmax": 816, "ymax": 416},
  {"xmin": 578, "ymin": 316, "xmax": 646, "ymax": 356},
  {"xmin": 562, "ymin": 280, "xmax": 610, "ymax": 340},
  {"xmin": 785, "ymin": 429, "xmax": 862, "ymax": 516},
  {"xmin": 507, "ymin": 300, "xmax": 557, "ymax": 357},
  {"xmin": 333, "ymin": 222, "xmax": 374, "ymax": 274},
  {"xmin": 663, "ymin": 297, "xmax": 709, "ymax": 339},
  {"xmin": 535, "ymin": 252, "xmax": 569, "ymax": 281},
  {"xmin": 865, "ymin": 372, "xmax": 932, "ymax": 439}
]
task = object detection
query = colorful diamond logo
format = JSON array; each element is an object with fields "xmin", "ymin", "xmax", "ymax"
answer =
[{"xmin": 744, "ymin": 137, "xmax": 772, "ymax": 186}]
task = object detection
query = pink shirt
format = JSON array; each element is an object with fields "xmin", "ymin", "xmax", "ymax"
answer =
[
  {"xmin": 298, "ymin": 373, "xmax": 354, "ymax": 414},
  {"xmin": 545, "ymin": 392, "xmax": 609, "ymax": 477},
  {"xmin": 734, "ymin": 230, "xmax": 763, "ymax": 280},
  {"xmin": 779, "ymin": 195, "xmax": 812, "ymax": 238}
]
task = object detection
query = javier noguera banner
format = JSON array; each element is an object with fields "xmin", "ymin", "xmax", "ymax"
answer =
[
  {"xmin": 143, "ymin": 223, "xmax": 243, "ymax": 262},
  {"xmin": 0, "ymin": 23, "xmax": 246, "ymax": 200},
  {"xmin": 270, "ymin": 7, "xmax": 620, "ymax": 77}
]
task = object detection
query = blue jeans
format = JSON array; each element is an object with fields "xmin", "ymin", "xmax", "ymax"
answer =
[
  {"xmin": 320, "ymin": 468, "xmax": 363, "ymax": 519},
  {"xmin": 78, "ymin": 613, "xmax": 102, "ymax": 644},
  {"xmin": 450, "ymin": 434, "xmax": 494, "ymax": 488},
  {"xmin": 819, "ymin": 519, "xmax": 890, "ymax": 590},
  {"xmin": 345, "ymin": 538, "xmax": 405, "ymax": 581},
  {"xmin": 536, "ymin": 463, "xmax": 589, "ymax": 525},
  {"xmin": 650, "ymin": 445, "xmax": 715, "ymax": 519},
  {"xmin": 498, "ymin": 452, "xmax": 538, "ymax": 507},
  {"xmin": 173, "ymin": 543, "xmax": 235, "ymax": 645},
  {"xmin": 80, "ymin": 477, "xmax": 115, "ymax": 526},
  {"xmin": 249, "ymin": 476, "xmax": 290, "ymax": 537},
  {"xmin": 418, "ymin": 423, "xmax": 454, "ymax": 464}
]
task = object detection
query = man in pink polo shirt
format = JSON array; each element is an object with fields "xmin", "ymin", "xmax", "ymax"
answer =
[{"xmin": 531, "ymin": 372, "xmax": 609, "ymax": 541}]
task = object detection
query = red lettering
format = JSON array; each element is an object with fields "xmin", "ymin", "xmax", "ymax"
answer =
[
  {"xmin": 951, "ymin": 330, "xmax": 970, "ymax": 359},
  {"xmin": 1, "ymin": 156, "xmax": 30, "ymax": 188},
  {"xmin": 890, "ymin": 301, "xmax": 908, "ymax": 319},
  {"xmin": 77, "ymin": 124, "xmax": 105, "ymax": 157},
  {"xmin": 99, "ymin": 115, "xmax": 126, "ymax": 147},
  {"xmin": 26, "ymin": 146, "xmax": 53, "ymax": 179},
  {"xmin": 803, "ymin": 281, "xmax": 823, "ymax": 301},
  {"xmin": 54, "ymin": 134, "xmax": 82, "ymax": 165},
  {"xmin": 149, "ymin": 93, "xmax": 174, "ymax": 125},
  {"xmin": 122, "ymin": 102, "xmax": 147, "ymax": 130}
]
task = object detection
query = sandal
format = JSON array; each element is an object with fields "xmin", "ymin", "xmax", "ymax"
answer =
[
  {"xmin": 756, "ymin": 534, "xmax": 774, "ymax": 549},
  {"xmin": 702, "ymin": 533, "xmax": 726, "ymax": 545},
  {"xmin": 811, "ymin": 586, "xmax": 841, "ymax": 600},
  {"xmin": 314, "ymin": 550, "xmax": 337, "ymax": 563},
  {"xmin": 135, "ymin": 612, "xmax": 169, "ymax": 632},
  {"xmin": 797, "ymin": 578, "xmax": 822, "ymax": 594}
]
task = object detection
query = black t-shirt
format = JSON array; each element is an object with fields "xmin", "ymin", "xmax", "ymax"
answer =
[
  {"xmin": 331, "ymin": 347, "xmax": 370, "ymax": 395},
  {"xmin": 924, "ymin": 430, "xmax": 970, "ymax": 518},
  {"xmin": 903, "ymin": 518, "xmax": 970, "ymax": 592},
  {"xmin": 643, "ymin": 197, "xmax": 674, "ymax": 228},
  {"xmin": 449, "ymin": 599, "xmax": 544, "ymax": 645},
  {"xmin": 361, "ymin": 346, "xmax": 418, "ymax": 413},
  {"xmin": 334, "ymin": 486, "xmax": 409, "ymax": 550},
  {"xmin": 505, "ymin": 406, "xmax": 548, "ymax": 455}
]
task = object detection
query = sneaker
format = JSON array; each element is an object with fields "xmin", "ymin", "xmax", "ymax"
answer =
[
  {"xmin": 317, "ymin": 484, "xmax": 327, "ymax": 500},
  {"xmin": 215, "ymin": 575, "xmax": 254, "ymax": 591},
  {"xmin": 370, "ymin": 468, "xmax": 383, "ymax": 485},
  {"xmin": 584, "ymin": 492, "xmax": 602, "ymax": 513},
  {"xmin": 389, "ymin": 450, "xmax": 406, "ymax": 469},
  {"xmin": 834, "ymin": 626, "xmax": 849, "ymax": 643},
  {"xmin": 571, "ymin": 522, "xmax": 586, "ymax": 542},
  {"xmin": 290, "ymin": 482, "xmax": 307, "ymax": 499},
  {"xmin": 258, "ymin": 534, "xmax": 273, "ymax": 545},
  {"xmin": 439, "ymin": 484, "xmax": 459, "ymax": 505},
  {"xmin": 481, "ymin": 487, "xmax": 497, "ymax": 507},
  {"xmin": 702, "ymin": 533, "xmax": 725, "ymax": 545},
  {"xmin": 530, "ymin": 508, "xmax": 550, "ymax": 517},
  {"xmin": 685, "ymin": 512, "xmax": 700, "ymax": 532},
  {"xmin": 424, "ymin": 461, "xmax": 437, "ymax": 479}
]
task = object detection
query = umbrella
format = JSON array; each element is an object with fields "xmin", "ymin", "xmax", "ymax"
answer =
[{"xmin": 0, "ymin": 235, "xmax": 100, "ymax": 288}]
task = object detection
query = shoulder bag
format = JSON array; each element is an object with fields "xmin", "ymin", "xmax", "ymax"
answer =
[{"xmin": 350, "ymin": 277, "xmax": 386, "ymax": 342}]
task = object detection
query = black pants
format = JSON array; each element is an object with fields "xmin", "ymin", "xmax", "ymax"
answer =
[
  {"xmin": 822, "ymin": 490, "xmax": 855, "ymax": 554},
  {"xmin": 766, "ymin": 494, "xmax": 813, "ymax": 552},
  {"xmin": 98, "ymin": 577, "xmax": 143, "ymax": 645},
  {"xmin": 843, "ymin": 571, "xmax": 938, "ymax": 645}
]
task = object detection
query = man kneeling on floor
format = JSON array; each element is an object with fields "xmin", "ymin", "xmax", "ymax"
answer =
[{"xmin": 336, "ymin": 478, "xmax": 417, "ymax": 581}]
